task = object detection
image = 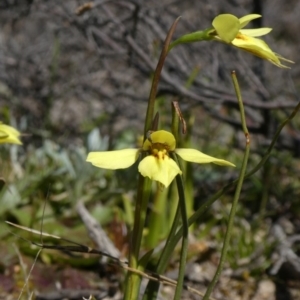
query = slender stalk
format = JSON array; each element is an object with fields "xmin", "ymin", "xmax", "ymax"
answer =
[
  {"xmin": 145, "ymin": 186, "xmax": 168, "ymax": 249},
  {"xmin": 143, "ymin": 17, "xmax": 180, "ymax": 139},
  {"xmin": 168, "ymin": 180, "xmax": 179, "ymax": 231},
  {"xmin": 142, "ymin": 197, "xmax": 181, "ymax": 300},
  {"xmin": 172, "ymin": 154, "xmax": 189, "ymax": 300},
  {"xmin": 257, "ymin": 162, "xmax": 271, "ymax": 228},
  {"xmin": 181, "ymin": 114, "xmax": 194, "ymax": 226},
  {"xmin": 124, "ymin": 175, "xmax": 151, "ymax": 300},
  {"xmin": 171, "ymin": 102, "xmax": 180, "ymax": 141},
  {"xmin": 168, "ymin": 28, "xmax": 214, "ymax": 52},
  {"xmin": 169, "ymin": 102, "xmax": 188, "ymax": 300},
  {"xmin": 203, "ymin": 71, "xmax": 249, "ymax": 299}
]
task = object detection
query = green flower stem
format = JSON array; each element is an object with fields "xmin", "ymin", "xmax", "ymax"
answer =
[
  {"xmin": 171, "ymin": 102, "xmax": 180, "ymax": 140},
  {"xmin": 145, "ymin": 186, "xmax": 168, "ymax": 249},
  {"xmin": 184, "ymin": 163, "xmax": 193, "ymax": 222},
  {"xmin": 161, "ymin": 198, "xmax": 182, "ymax": 266},
  {"xmin": 170, "ymin": 101, "xmax": 183, "ymax": 236},
  {"xmin": 172, "ymin": 154, "xmax": 189, "ymax": 300},
  {"xmin": 142, "ymin": 194, "xmax": 181, "ymax": 300},
  {"xmin": 122, "ymin": 193, "xmax": 134, "ymax": 226},
  {"xmin": 168, "ymin": 28, "xmax": 213, "ymax": 52},
  {"xmin": 143, "ymin": 17, "xmax": 180, "ymax": 139},
  {"xmin": 171, "ymin": 101, "xmax": 188, "ymax": 300},
  {"xmin": 256, "ymin": 162, "xmax": 272, "ymax": 228},
  {"xmin": 203, "ymin": 71, "xmax": 249, "ymax": 299},
  {"xmin": 185, "ymin": 66, "xmax": 200, "ymax": 89},
  {"xmin": 182, "ymin": 114, "xmax": 195, "ymax": 226},
  {"xmin": 168, "ymin": 181, "xmax": 179, "ymax": 231},
  {"xmin": 124, "ymin": 175, "xmax": 152, "ymax": 300},
  {"xmin": 231, "ymin": 72, "xmax": 248, "ymax": 134}
]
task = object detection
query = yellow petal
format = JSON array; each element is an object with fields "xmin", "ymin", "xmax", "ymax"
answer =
[
  {"xmin": 175, "ymin": 148, "xmax": 235, "ymax": 167},
  {"xmin": 138, "ymin": 155, "xmax": 182, "ymax": 187},
  {"xmin": 86, "ymin": 149, "xmax": 140, "ymax": 169},
  {"xmin": 212, "ymin": 14, "xmax": 240, "ymax": 43},
  {"xmin": 240, "ymin": 28, "xmax": 272, "ymax": 37},
  {"xmin": 0, "ymin": 131, "xmax": 8, "ymax": 139},
  {"xmin": 143, "ymin": 130, "xmax": 176, "ymax": 151},
  {"xmin": 231, "ymin": 35, "xmax": 291, "ymax": 68},
  {"xmin": 232, "ymin": 35, "xmax": 274, "ymax": 54},
  {"xmin": 239, "ymin": 14, "xmax": 261, "ymax": 28},
  {"xmin": 0, "ymin": 124, "xmax": 22, "ymax": 145}
]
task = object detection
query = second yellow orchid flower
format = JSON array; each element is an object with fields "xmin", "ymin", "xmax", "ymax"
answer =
[
  {"xmin": 87, "ymin": 130, "xmax": 235, "ymax": 187},
  {"xmin": 211, "ymin": 14, "xmax": 293, "ymax": 68}
]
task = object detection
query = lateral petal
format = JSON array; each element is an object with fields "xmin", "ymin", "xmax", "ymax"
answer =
[
  {"xmin": 175, "ymin": 148, "xmax": 235, "ymax": 167},
  {"xmin": 86, "ymin": 149, "xmax": 140, "ymax": 169},
  {"xmin": 239, "ymin": 14, "xmax": 261, "ymax": 28},
  {"xmin": 240, "ymin": 28, "xmax": 272, "ymax": 37}
]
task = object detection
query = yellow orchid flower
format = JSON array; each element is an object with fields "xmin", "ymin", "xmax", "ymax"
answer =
[
  {"xmin": 0, "ymin": 122, "xmax": 22, "ymax": 145},
  {"xmin": 86, "ymin": 130, "xmax": 235, "ymax": 187},
  {"xmin": 212, "ymin": 14, "xmax": 294, "ymax": 68}
]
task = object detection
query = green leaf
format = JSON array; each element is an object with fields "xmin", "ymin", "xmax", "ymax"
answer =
[{"xmin": 212, "ymin": 14, "xmax": 240, "ymax": 43}]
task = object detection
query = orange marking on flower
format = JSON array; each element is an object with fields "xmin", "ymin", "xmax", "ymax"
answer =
[{"xmin": 235, "ymin": 33, "xmax": 249, "ymax": 41}]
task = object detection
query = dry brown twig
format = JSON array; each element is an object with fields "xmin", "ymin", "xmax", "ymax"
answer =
[{"xmin": 6, "ymin": 220, "xmax": 216, "ymax": 300}]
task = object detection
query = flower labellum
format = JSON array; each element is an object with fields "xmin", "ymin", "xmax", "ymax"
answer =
[{"xmin": 138, "ymin": 131, "xmax": 182, "ymax": 187}]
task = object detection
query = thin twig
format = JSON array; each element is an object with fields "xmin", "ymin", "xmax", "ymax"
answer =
[
  {"xmin": 76, "ymin": 201, "xmax": 121, "ymax": 259},
  {"xmin": 6, "ymin": 221, "xmax": 215, "ymax": 299}
]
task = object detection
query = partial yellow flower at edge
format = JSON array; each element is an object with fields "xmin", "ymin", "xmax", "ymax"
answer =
[
  {"xmin": 86, "ymin": 130, "xmax": 235, "ymax": 188},
  {"xmin": 212, "ymin": 14, "xmax": 294, "ymax": 68},
  {"xmin": 0, "ymin": 123, "xmax": 22, "ymax": 145}
]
